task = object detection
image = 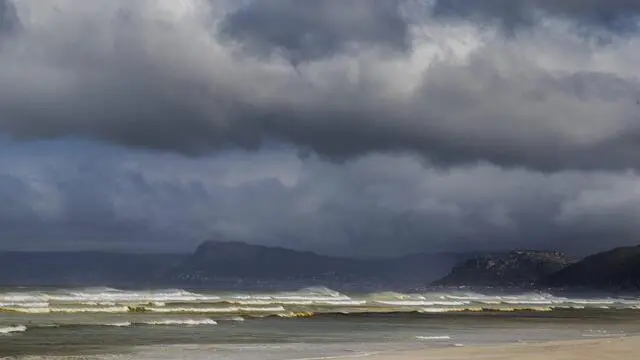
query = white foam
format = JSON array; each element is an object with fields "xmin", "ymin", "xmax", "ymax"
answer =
[
  {"xmin": 415, "ymin": 335, "xmax": 451, "ymax": 340},
  {"xmin": 79, "ymin": 301, "xmax": 118, "ymax": 306},
  {"xmin": 419, "ymin": 307, "xmax": 466, "ymax": 313},
  {"xmin": 296, "ymin": 352, "xmax": 379, "ymax": 360},
  {"xmin": 503, "ymin": 300, "xmax": 555, "ymax": 305},
  {"xmin": 51, "ymin": 306, "xmax": 131, "ymax": 313},
  {"xmin": 0, "ymin": 325, "xmax": 27, "ymax": 334},
  {"xmin": 0, "ymin": 307, "xmax": 50, "ymax": 314},
  {"xmin": 104, "ymin": 322, "xmax": 132, "ymax": 327},
  {"xmin": 0, "ymin": 301, "xmax": 49, "ymax": 308},
  {"xmin": 147, "ymin": 305, "xmax": 286, "ymax": 313},
  {"xmin": 2, "ymin": 287, "xmax": 640, "ymax": 315},
  {"xmin": 418, "ymin": 306, "xmax": 553, "ymax": 313},
  {"xmin": 377, "ymin": 300, "xmax": 468, "ymax": 306},
  {"xmin": 582, "ymin": 330, "xmax": 626, "ymax": 338},
  {"xmin": 142, "ymin": 319, "xmax": 217, "ymax": 326}
]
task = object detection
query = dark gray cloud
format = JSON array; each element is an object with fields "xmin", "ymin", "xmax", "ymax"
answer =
[
  {"xmin": 0, "ymin": 0, "xmax": 19, "ymax": 35},
  {"xmin": 219, "ymin": 0, "xmax": 410, "ymax": 64},
  {"xmin": 432, "ymin": 0, "xmax": 640, "ymax": 32},
  {"xmin": 0, "ymin": 140, "xmax": 639, "ymax": 257},
  {"xmin": 0, "ymin": 0, "xmax": 639, "ymax": 173}
]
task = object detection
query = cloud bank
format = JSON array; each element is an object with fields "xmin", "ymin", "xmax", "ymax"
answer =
[
  {"xmin": 0, "ymin": 1, "xmax": 639, "ymax": 255},
  {"xmin": 0, "ymin": 0, "xmax": 638, "ymax": 171},
  {"xmin": 1, "ymin": 140, "xmax": 639, "ymax": 257}
]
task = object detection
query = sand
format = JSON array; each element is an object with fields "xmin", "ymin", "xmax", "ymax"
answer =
[{"xmin": 353, "ymin": 336, "xmax": 639, "ymax": 360}]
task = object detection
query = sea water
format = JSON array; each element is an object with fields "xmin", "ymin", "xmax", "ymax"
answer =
[{"xmin": 2, "ymin": 286, "xmax": 640, "ymax": 359}]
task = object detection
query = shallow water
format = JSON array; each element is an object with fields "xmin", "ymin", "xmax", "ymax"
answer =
[{"xmin": 2, "ymin": 286, "xmax": 640, "ymax": 359}]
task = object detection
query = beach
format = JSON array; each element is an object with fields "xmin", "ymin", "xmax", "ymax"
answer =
[{"xmin": 358, "ymin": 336, "xmax": 638, "ymax": 360}]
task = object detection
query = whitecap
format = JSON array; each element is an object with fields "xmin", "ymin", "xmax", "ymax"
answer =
[
  {"xmin": 142, "ymin": 319, "xmax": 217, "ymax": 326},
  {"xmin": 104, "ymin": 322, "xmax": 132, "ymax": 327},
  {"xmin": 415, "ymin": 335, "xmax": 451, "ymax": 340},
  {"xmin": 0, "ymin": 325, "xmax": 27, "ymax": 334},
  {"xmin": 50, "ymin": 306, "xmax": 130, "ymax": 313},
  {"xmin": 146, "ymin": 305, "xmax": 285, "ymax": 313}
]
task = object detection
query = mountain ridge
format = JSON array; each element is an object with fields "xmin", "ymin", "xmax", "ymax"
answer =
[
  {"xmin": 546, "ymin": 245, "xmax": 640, "ymax": 290},
  {"xmin": 4, "ymin": 241, "xmax": 640, "ymax": 292},
  {"xmin": 432, "ymin": 249, "xmax": 571, "ymax": 287},
  {"xmin": 166, "ymin": 240, "xmax": 474, "ymax": 290}
]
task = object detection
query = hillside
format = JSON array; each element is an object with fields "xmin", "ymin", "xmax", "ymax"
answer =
[
  {"xmin": 546, "ymin": 245, "xmax": 640, "ymax": 290},
  {"xmin": 433, "ymin": 250, "xmax": 571, "ymax": 287},
  {"xmin": 165, "ymin": 240, "xmax": 471, "ymax": 290},
  {"xmin": 0, "ymin": 242, "xmax": 474, "ymax": 289}
]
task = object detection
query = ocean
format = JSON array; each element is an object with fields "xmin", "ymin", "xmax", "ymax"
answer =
[{"xmin": 2, "ymin": 286, "xmax": 640, "ymax": 359}]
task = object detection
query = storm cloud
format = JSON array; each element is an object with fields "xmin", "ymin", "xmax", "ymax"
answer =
[
  {"xmin": 0, "ymin": 139, "xmax": 639, "ymax": 257},
  {"xmin": 219, "ymin": 0, "xmax": 410, "ymax": 63},
  {"xmin": 432, "ymin": 0, "xmax": 640, "ymax": 32},
  {"xmin": 0, "ymin": 0, "xmax": 19, "ymax": 34},
  {"xmin": 0, "ymin": 1, "xmax": 639, "ymax": 255},
  {"xmin": 0, "ymin": 0, "xmax": 637, "ymax": 170}
]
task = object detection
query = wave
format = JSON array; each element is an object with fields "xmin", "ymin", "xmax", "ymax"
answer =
[
  {"xmin": 582, "ymin": 330, "xmax": 626, "ymax": 338},
  {"xmin": 0, "ymin": 288, "xmax": 220, "ymax": 305},
  {"xmin": 271, "ymin": 306, "xmax": 563, "ymax": 319},
  {"xmin": 0, "ymin": 305, "xmax": 635, "ymax": 335},
  {"xmin": 135, "ymin": 305, "xmax": 287, "ymax": 313},
  {"xmin": 277, "ymin": 311, "xmax": 315, "ymax": 318},
  {"xmin": 0, "ymin": 304, "xmax": 560, "ymax": 316},
  {"xmin": 104, "ymin": 322, "xmax": 132, "ymax": 327},
  {"xmin": 0, "ymin": 320, "xmax": 219, "ymax": 331},
  {"xmin": 0, "ymin": 325, "xmax": 27, "ymax": 334},
  {"xmin": 415, "ymin": 335, "xmax": 452, "ymax": 340},
  {"xmin": 2, "ymin": 287, "xmax": 640, "ymax": 315},
  {"xmin": 0, "ymin": 305, "xmax": 287, "ymax": 314},
  {"xmin": 0, "ymin": 306, "xmax": 131, "ymax": 314},
  {"xmin": 376, "ymin": 300, "xmax": 470, "ymax": 306},
  {"xmin": 141, "ymin": 319, "xmax": 217, "ymax": 326}
]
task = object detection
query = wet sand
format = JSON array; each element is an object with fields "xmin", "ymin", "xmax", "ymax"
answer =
[{"xmin": 357, "ymin": 336, "xmax": 638, "ymax": 360}]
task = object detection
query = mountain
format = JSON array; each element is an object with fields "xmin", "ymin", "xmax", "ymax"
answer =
[
  {"xmin": 546, "ymin": 245, "xmax": 640, "ymax": 290},
  {"xmin": 165, "ymin": 241, "xmax": 472, "ymax": 291},
  {"xmin": 432, "ymin": 250, "xmax": 571, "ymax": 287},
  {"xmin": 0, "ymin": 251, "xmax": 183, "ymax": 286},
  {"xmin": 0, "ymin": 242, "xmax": 476, "ymax": 290}
]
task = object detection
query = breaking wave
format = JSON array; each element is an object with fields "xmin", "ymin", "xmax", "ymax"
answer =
[
  {"xmin": 1, "ymin": 286, "xmax": 639, "ymax": 316},
  {"xmin": 141, "ymin": 319, "xmax": 217, "ymax": 326},
  {"xmin": 103, "ymin": 322, "xmax": 132, "ymax": 327},
  {"xmin": 0, "ymin": 325, "xmax": 27, "ymax": 334},
  {"xmin": 415, "ymin": 335, "xmax": 452, "ymax": 340}
]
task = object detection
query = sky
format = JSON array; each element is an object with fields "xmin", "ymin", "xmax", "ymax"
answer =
[{"xmin": 0, "ymin": 0, "xmax": 639, "ymax": 257}]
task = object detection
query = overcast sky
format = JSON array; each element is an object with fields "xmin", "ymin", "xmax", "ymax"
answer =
[{"xmin": 0, "ymin": 0, "xmax": 639, "ymax": 257}]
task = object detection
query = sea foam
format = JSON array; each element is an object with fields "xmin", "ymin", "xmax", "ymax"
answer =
[
  {"xmin": 0, "ymin": 325, "xmax": 27, "ymax": 334},
  {"xmin": 142, "ymin": 319, "xmax": 217, "ymax": 326},
  {"xmin": 1, "ymin": 287, "xmax": 640, "ymax": 316}
]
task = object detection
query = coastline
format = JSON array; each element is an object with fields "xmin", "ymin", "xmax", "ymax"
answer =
[{"xmin": 349, "ymin": 336, "xmax": 637, "ymax": 360}]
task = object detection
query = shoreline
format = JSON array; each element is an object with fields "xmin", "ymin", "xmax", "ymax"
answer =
[{"xmin": 345, "ymin": 336, "xmax": 637, "ymax": 360}]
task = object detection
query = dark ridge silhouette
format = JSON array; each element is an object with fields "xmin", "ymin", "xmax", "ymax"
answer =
[
  {"xmin": 0, "ymin": 241, "xmax": 472, "ymax": 290},
  {"xmin": 165, "ymin": 240, "xmax": 473, "ymax": 290},
  {"xmin": 546, "ymin": 245, "xmax": 640, "ymax": 290},
  {"xmin": 8, "ymin": 241, "xmax": 640, "ymax": 292},
  {"xmin": 432, "ymin": 250, "xmax": 571, "ymax": 287}
]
